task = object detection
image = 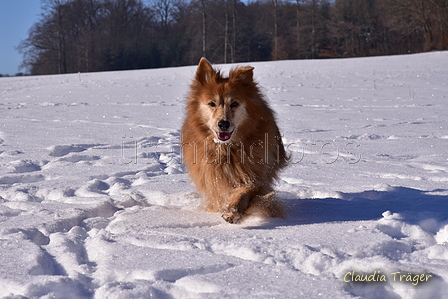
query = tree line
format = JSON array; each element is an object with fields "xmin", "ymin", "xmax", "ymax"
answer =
[{"xmin": 18, "ymin": 0, "xmax": 448, "ymax": 75}]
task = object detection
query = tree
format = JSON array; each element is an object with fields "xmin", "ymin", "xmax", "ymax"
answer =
[
  {"xmin": 295, "ymin": 0, "xmax": 301, "ymax": 58},
  {"xmin": 153, "ymin": 0, "xmax": 174, "ymax": 34},
  {"xmin": 18, "ymin": 0, "xmax": 69, "ymax": 74},
  {"xmin": 272, "ymin": 0, "xmax": 279, "ymax": 59},
  {"xmin": 18, "ymin": 0, "xmax": 445, "ymax": 75},
  {"xmin": 200, "ymin": 0, "xmax": 207, "ymax": 58}
]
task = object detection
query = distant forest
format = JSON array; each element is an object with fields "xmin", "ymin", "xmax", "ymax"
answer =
[{"xmin": 18, "ymin": 0, "xmax": 448, "ymax": 75}]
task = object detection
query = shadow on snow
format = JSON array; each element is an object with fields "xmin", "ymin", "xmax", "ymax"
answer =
[{"xmin": 259, "ymin": 186, "xmax": 448, "ymax": 227}]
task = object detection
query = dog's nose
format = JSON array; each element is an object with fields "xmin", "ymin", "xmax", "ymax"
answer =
[{"xmin": 218, "ymin": 120, "xmax": 230, "ymax": 131}]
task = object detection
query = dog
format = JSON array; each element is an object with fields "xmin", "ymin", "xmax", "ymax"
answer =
[{"xmin": 181, "ymin": 58, "xmax": 289, "ymax": 223}]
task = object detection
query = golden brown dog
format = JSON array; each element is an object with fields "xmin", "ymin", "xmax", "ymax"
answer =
[{"xmin": 181, "ymin": 58, "xmax": 289, "ymax": 223}]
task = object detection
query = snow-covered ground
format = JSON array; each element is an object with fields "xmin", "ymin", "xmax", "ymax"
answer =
[{"xmin": 1, "ymin": 52, "xmax": 447, "ymax": 298}]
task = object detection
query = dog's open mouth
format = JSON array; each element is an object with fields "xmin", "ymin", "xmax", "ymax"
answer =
[{"xmin": 216, "ymin": 131, "xmax": 233, "ymax": 141}]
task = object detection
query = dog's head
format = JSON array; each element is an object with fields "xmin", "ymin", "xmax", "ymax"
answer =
[{"xmin": 189, "ymin": 58, "xmax": 258, "ymax": 143}]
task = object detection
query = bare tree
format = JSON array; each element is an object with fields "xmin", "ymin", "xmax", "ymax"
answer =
[
  {"xmin": 224, "ymin": 0, "xmax": 229, "ymax": 63},
  {"xmin": 272, "ymin": 0, "xmax": 279, "ymax": 59},
  {"xmin": 18, "ymin": 0, "xmax": 71, "ymax": 74},
  {"xmin": 295, "ymin": 0, "xmax": 300, "ymax": 58},
  {"xmin": 310, "ymin": 0, "xmax": 316, "ymax": 58},
  {"xmin": 231, "ymin": 0, "xmax": 236, "ymax": 62},
  {"xmin": 153, "ymin": 0, "xmax": 174, "ymax": 34},
  {"xmin": 201, "ymin": 0, "xmax": 207, "ymax": 58},
  {"xmin": 17, "ymin": 0, "xmax": 444, "ymax": 75},
  {"xmin": 392, "ymin": 0, "xmax": 435, "ymax": 51}
]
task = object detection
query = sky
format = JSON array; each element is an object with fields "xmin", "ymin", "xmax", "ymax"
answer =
[{"xmin": 0, "ymin": 0, "xmax": 42, "ymax": 75}]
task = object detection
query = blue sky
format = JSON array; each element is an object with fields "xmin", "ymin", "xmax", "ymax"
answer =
[{"xmin": 0, "ymin": 1, "xmax": 42, "ymax": 75}]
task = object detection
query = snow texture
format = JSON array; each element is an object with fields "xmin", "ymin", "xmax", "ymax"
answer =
[{"xmin": 0, "ymin": 52, "xmax": 448, "ymax": 298}]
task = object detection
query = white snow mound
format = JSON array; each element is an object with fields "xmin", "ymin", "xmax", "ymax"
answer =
[{"xmin": 1, "ymin": 52, "xmax": 448, "ymax": 298}]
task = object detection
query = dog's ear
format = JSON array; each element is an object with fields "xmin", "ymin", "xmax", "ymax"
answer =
[
  {"xmin": 195, "ymin": 58, "xmax": 215, "ymax": 85},
  {"xmin": 230, "ymin": 66, "xmax": 254, "ymax": 84}
]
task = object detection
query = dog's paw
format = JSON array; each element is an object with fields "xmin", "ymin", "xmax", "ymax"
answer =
[{"xmin": 222, "ymin": 207, "xmax": 242, "ymax": 224}]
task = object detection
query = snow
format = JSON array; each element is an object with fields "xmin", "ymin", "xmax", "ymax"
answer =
[{"xmin": 1, "ymin": 51, "xmax": 448, "ymax": 298}]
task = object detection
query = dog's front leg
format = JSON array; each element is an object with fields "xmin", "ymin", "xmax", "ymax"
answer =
[{"xmin": 222, "ymin": 187, "xmax": 255, "ymax": 223}]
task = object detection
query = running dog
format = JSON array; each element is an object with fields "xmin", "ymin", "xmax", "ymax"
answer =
[{"xmin": 181, "ymin": 58, "xmax": 289, "ymax": 223}]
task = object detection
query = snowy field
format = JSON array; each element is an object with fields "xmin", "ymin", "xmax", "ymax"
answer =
[{"xmin": 1, "ymin": 52, "xmax": 448, "ymax": 298}]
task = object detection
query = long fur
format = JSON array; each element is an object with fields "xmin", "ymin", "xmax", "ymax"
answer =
[{"xmin": 181, "ymin": 58, "xmax": 289, "ymax": 223}]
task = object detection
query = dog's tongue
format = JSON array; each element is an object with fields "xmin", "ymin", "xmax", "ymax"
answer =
[{"xmin": 218, "ymin": 132, "xmax": 232, "ymax": 141}]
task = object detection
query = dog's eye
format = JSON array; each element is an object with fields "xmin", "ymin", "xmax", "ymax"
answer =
[
  {"xmin": 231, "ymin": 102, "xmax": 239, "ymax": 108},
  {"xmin": 208, "ymin": 102, "xmax": 216, "ymax": 107}
]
